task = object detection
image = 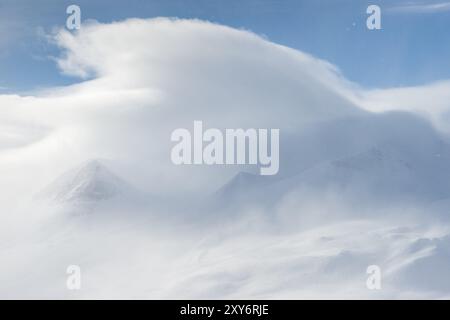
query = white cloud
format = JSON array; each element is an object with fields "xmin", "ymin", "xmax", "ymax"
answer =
[
  {"xmin": 358, "ymin": 80, "xmax": 450, "ymax": 134},
  {"xmin": 0, "ymin": 18, "xmax": 363, "ymax": 200}
]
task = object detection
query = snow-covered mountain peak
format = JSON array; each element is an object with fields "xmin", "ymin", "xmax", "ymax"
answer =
[{"xmin": 39, "ymin": 159, "xmax": 132, "ymax": 204}]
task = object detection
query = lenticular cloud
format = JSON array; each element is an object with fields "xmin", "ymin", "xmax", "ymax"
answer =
[{"xmin": 1, "ymin": 18, "xmax": 450, "ymax": 299}]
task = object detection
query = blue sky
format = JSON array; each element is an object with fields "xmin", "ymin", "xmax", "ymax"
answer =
[{"xmin": 1, "ymin": 0, "xmax": 450, "ymax": 93}]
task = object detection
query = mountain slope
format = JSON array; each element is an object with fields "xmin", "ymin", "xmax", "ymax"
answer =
[{"xmin": 213, "ymin": 112, "xmax": 450, "ymax": 214}]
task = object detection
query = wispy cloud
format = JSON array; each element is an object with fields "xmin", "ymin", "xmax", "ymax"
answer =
[{"xmin": 389, "ymin": 1, "xmax": 450, "ymax": 14}]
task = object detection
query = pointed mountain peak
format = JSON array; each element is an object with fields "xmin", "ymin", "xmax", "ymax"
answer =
[{"xmin": 39, "ymin": 159, "xmax": 133, "ymax": 204}]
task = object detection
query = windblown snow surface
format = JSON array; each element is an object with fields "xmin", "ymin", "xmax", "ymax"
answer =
[{"xmin": 1, "ymin": 18, "xmax": 450, "ymax": 299}]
